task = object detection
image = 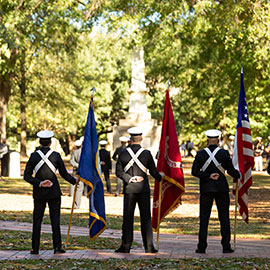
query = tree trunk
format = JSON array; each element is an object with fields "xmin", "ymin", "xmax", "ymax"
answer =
[
  {"xmin": 19, "ymin": 58, "xmax": 27, "ymax": 157},
  {"xmin": 0, "ymin": 75, "xmax": 11, "ymax": 141}
]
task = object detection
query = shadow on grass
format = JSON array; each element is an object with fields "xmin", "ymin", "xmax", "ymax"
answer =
[
  {"xmin": 0, "ymin": 230, "xmax": 124, "ymax": 251},
  {"xmin": 0, "ymin": 211, "xmax": 269, "ymax": 239},
  {"xmin": 1, "ymin": 171, "xmax": 269, "ymax": 197}
]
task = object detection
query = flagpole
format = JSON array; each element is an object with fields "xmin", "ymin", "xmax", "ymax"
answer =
[
  {"xmin": 156, "ymin": 179, "xmax": 162, "ymax": 248},
  {"xmin": 233, "ymin": 181, "xmax": 239, "ymax": 250},
  {"xmin": 64, "ymin": 180, "xmax": 78, "ymax": 249}
]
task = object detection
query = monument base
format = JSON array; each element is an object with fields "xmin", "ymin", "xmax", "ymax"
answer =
[{"xmin": 110, "ymin": 118, "xmax": 161, "ymax": 158}]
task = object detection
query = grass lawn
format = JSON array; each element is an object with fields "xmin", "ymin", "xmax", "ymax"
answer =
[
  {"xmin": 0, "ymin": 230, "xmax": 124, "ymax": 251},
  {"xmin": 1, "ymin": 209, "xmax": 269, "ymax": 240},
  {"xmin": 1, "ymin": 158, "xmax": 269, "ymax": 239}
]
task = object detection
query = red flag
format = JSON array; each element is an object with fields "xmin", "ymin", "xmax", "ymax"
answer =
[
  {"xmin": 232, "ymin": 69, "xmax": 254, "ymax": 223},
  {"xmin": 152, "ymin": 90, "xmax": 185, "ymax": 231}
]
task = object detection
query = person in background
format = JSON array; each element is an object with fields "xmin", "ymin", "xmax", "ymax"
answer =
[
  {"xmin": 253, "ymin": 137, "xmax": 264, "ymax": 171},
  {"xmin": 186, "ymin": 140, "xmax": 194, "ymax": 157},
  {"xmin": 24, "ymin": 130, "xmax": 77, "ymax": 255},
  {"xmin": 267, "ymin": 158, "xmax": 270, "ymax": 175},
  {"xmin": 69, "ymin": 139, "xmax": 84, "ymax": 209},
  {"xmin": 78, "ymin": 136, "xmax": 88, "ymax": 196},
  {"xmin": 112, "ymin": 136, "xmax": 129, "ymax": 196},
  {"xmin": 192, "ymin": 129, "xmax": 240, "ymax": 254},
  {"xmin": 127, "ymin": 136, "xmax": 131, "ymax": 146},
  {"xmin": 228, "ymin": 135, "xmax": 235, "ymax": 158},
  {"xmin": 115, "ymin": 127, "xmax": 164, "ymax": 254},
  {"xmin": 0, "ymin": 138, "xmax": 9, "ymax": 178},
  {"xmin": 180, "ymin": 141, "xmax": 186, "ymax": 157},
  {"xmin": 99, "ymin": 140, "xmax": 112, "ymax": 193},
  {"xmin": 265, "ymin": 136, "xmax": 270, "ymax": 168}
]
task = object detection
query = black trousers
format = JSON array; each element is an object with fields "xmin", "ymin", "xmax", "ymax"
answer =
[
  {"xmin": 1, "ymin": 153, "xmax": 9, "ymax": 177},
  {"xmin": 115, "ymin": 177, "xmax": 122, "ymax": 195},
  {"xmin": 32, "ymin": 197, "xmax": 62, "ymax": 251},
  {"xmin": 103, "ymin": 170, "xmax": 112, "ymax": 193},
  {"xmin": 121, "ymin": 192, "xmax": 155, "ymax": 252},
  {"xmin": 198, "ymin": 192, "xmax": 231, "ymax": 251}
]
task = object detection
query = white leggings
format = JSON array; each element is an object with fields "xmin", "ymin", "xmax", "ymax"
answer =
[{"xmin": 255, "ymin": 156, "xmax": 263, "ymax": 171}]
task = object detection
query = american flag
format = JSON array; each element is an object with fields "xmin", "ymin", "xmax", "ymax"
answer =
[{"xmin": 232, "ymin": 68, "xmax": 254, "ymax": 224}]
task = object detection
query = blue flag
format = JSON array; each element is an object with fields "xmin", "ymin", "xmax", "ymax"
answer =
[{"xmin": 78, "ymin": 95, "xmax": 106, "ymax": 239}]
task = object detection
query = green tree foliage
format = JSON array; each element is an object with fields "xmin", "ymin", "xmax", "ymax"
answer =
[
  {"xmin": 6, "ymin": 31, "xmax": 131, "ymax": 153},
  {"xmin": 58, "ymin": 32, "xmax": 131, "ymax": 140},
  {"xmin": 100, "ymin": 0, "xmax": 270, "ymax": 144},
  {"xmin": 2, "ymin": 0, "xmax": 270, "ymax": 152},
  {"xmin": 0, "ymin": 0, "xmax": 90, "ymax": 152}
]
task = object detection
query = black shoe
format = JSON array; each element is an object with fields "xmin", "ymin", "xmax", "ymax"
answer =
[
  {"xmin": 145, "ymin": 248, "xmax": 158, "ymax": 253},
  {"xmin": 223, "ymin": 248, "xmax": 234, "ymax": 253},
  {"xmin": 54, "ymin": 248, "xmax": 66, "ymax": 254},
  {"xmin": 195, "ymin": 249, "xmax": 206, "ymax": 254},
  {"xmin": 115, "ymin": 247, "xmax": 130, "ymax": 253},
  {"xmin": 30, "ymin": 250, "xmax": 39, "ymax": 255}
]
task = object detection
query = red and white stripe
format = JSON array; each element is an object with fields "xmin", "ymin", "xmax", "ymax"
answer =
[{"xmin": 232, "ymin": 120, "xmax": 254, "ymax": 223}]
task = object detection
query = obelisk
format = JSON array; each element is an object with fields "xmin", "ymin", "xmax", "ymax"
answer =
[
  {"xmin": 126, "ymin": 47, "xmax": 151, "ymax": 121},
  {"xmin": 110, "ymin": 46, "xmax": 161, "ymax": 156}
]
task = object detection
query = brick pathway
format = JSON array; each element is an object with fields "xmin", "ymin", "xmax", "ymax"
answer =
[{"xmin": 0, "ymin": 220, "xmax": 269, "ymax": 260}]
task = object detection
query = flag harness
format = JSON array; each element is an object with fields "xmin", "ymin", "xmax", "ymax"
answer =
[
  {"xmin": 124, "ymin": 147, "xmax": 148, "ymax": 174},
  {"xmin": 202, "ymin": 147, "xmax": 225, "ymax": 175},
  {"xmin": 35, "ymin": 150, "xmax": 57, "ymax": 174}
]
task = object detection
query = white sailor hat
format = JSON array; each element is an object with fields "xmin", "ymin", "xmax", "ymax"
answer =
[
  {"xmin": 256, "ymin": 137, "xmax": 262, "ymax": 141},
  {"xmin": 119, "ymin": 136, "xmax": 129, "ymax": 142},
  {"xmin": 205, "ymin": 129, "xmax": 221, "ymax": 138},
  {"xmin": 74, "ymin": 140, "xmax": 82, "ymax": 147},
  {"xmin": 99, "ymin": 140, "xmax": 108, "ymax": 145},
  {"xmin": 127, "ymin": 127, "xmax": 143, "ymax": 136},
  {"xmin": 37, "ymin": 130, "xmax": 54, "ymax": 139},
  {"xmin": 229, "ymin": 135, "xmax": 235, "ymax": 140},
  {"xmin": 268, "ymin": 136, "xmax": 270, "ymax": 140}
]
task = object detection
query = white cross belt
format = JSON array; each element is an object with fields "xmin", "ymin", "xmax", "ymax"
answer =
[
  {"xmin": 201, "ymin": 147, "xmax": 225, "ymax": 175},
  {"xmin": 35, "ymin": 149, "xmax": 57, "ymax": 174},
  {"xmin": 124, "ymin": 147, "xmax": 148, "ymax": 174}
]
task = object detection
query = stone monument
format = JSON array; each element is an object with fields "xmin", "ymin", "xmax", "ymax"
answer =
[
  {"xmin": 110, "ymin": 46, "xmax": 161, "ymax": 158},
  {"xmin": 9, "ymin": 151, "xmax": 21, "ymax": 178}
]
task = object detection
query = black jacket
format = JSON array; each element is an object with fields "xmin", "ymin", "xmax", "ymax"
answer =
[
  {"xmin": 112, "ymin": 145, "xmax": 126, "ymax": 161},
  {"xmin": 24, "ymin": 146, "xmax": 76, "ymax": 200},
  {"xmin": 116, "ymin": 144, "xmax": 162, "ymax": 194},
  {"xmin": 99, "ymin": 148, "xmax": 112, "ymax": 172},
  {"xmin": 192, "ymin": 144, "xmax": 240, "ymax": 193}
]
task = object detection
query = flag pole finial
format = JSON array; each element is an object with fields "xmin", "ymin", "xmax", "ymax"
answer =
[
  {"xmin": 167, "ymin": 80, "xmax": 171, "ymax": 89},
  {"xmin": 241, "ymin": 67, "xmax": 243, "ymax": 74},
  {"xmin": 90, "ymin": 87, "xmax": 96, "ymax": 101},
  {"xmin": 91, "ymin": 87, "xmax": 96, "ymax": 94}
]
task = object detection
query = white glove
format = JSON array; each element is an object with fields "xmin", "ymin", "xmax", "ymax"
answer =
[
  {"xmin": 160, "ymin": 172, "xmax": 165, "ymax": 179},
  {"xmin": 129, "ymin": 176, "xmax": 144, "ymax": 183}
]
